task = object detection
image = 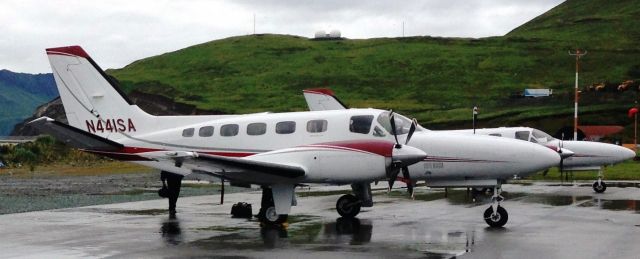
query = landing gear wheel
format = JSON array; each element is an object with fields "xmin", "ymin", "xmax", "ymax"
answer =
[
  {"xmin": 336, "ymin": 194, "xmax": 361, "ymax": 218},
  {"xmin": 258, "ymin": 206, "xmax": 288, "ymax": 224},
  {"xmin": 484, "ymin": 206, "xmax": 508, "ymax": 228},
  {"xmin": 593, "ymin": 181, "xmax": 607, "ymax": 193}
]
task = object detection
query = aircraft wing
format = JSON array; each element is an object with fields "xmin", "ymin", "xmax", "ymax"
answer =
[
  {"xmin": 28, "ymin": 117, "xmax": 123, "ymax": 151},
  {"xmin": 138, "ymin": 151, "xmax": 306, "ymax": 180}
]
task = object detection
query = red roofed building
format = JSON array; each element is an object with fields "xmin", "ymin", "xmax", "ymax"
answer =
[{"xmin": 577, "ymin": 125, "xmax": 625, "ymax": 141}]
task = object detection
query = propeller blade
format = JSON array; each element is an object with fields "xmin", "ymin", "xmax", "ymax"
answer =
[
  {"xmin": 389, "ymin": 111, "xmax": 400, "ymax": 146},
  {"xmin": 405, "ymin": 118, "xmax": 417, "ymax": 145},
  {"xmin": 401, "ymin": 166, "xmax": 413, "ymax": 196}
]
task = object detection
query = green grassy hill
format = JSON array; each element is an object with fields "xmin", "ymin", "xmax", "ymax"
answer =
[{"xmin": 107, "ymin": 0, "xmax": 640, "ymax": 139}]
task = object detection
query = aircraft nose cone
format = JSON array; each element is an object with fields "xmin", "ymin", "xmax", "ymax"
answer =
[
  {"xmin": 559, "ymin": 148, "xmax": 575, "ymax": 159},
  {"xmin": 533, "ymin": 145, "xmax": 562, "ymax": 171},
  {"xmin": 392, "ymin": 145, "xmax": 427, "ymax": 167},
  {"xmin": 620, "ymin": 146, "xmax": 636, "ymax": 161}
]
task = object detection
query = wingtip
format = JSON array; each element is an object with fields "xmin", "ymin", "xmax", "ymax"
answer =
[{"xmin": 27, "ymin": 116, "xmax": 54, "ymax": 125}]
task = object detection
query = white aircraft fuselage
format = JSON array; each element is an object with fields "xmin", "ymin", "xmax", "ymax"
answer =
[{"xmin": 444, "ymin": 127, "xmax": 635, "ymax": 169}]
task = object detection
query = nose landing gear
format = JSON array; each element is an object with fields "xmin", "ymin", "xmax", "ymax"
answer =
[
  {"xmin": 483, "ymin": 185, "xmax": 508, "ymax": 228},
  {"xmin": 593, "ymin": 168, "xmax": 607, "ymax": 193}
]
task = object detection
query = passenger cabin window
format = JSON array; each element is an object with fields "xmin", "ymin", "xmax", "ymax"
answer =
[
  {"xmin": 276, "ymin": 121, "xmax": 296, "ymax": 134},
  {"xmin": 489, "ymin": 133, "xmax": 502, "ymax": 137},
  {"xmin": 199, "ymin": 126, "xmax": 214, "ymax": 137},
  {"xmin": 220, "ymin": 124, "xmax": 239, "ymax": 136},
  {"xmin": 350, "ymin": 115, "xmax": 374, "ymax": 134},
  {"xmin": 182, "ymin": 128, "xmax": 194, "ymax": 137},
  {"xmin": 247, "ymin": 123, "xmax": 267, "ymax": 136},
  {"xmin": 307, "ymin": 120, "xmax": 328, "ymax": 133},
  {"xmin": 515, "ymin": 131, "xmax": 530, "ymax": 141}
]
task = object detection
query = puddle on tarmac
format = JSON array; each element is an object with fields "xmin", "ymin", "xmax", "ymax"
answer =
[
  {"xmin": 380, "ymin": 189, "xmax": 525, "ymax": 207},
  {"xmin": 186, "ymin": 217, "xmax": 471, "ymax": 258},
  {"xmin": 546, "ymin": 182, "xmax": 640, "ymax": 188},
  {"xmin": 579, "ymin": 199, "xmax": 640, "ymax": 213},
  {"xmin": 518, "ymin": 194, "xmax": 593, "ymax": 206}
]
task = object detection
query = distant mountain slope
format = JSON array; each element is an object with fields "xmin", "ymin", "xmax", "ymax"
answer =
[
  {"xmin": 507, "ymin": 0, "xmax": 640, "ymax": 48},
  {"xmin": 0, "ymin": 70, "xmax": 57, "ymax": 135}
]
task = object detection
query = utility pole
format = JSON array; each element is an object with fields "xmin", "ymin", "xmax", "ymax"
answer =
[
  {"xmin": 568, "ymin": 49, "xmax": 587, "ymax": 140},
  {"xmin": 473, "ymin": 106, "xmax": 478, "ymax": 134}
]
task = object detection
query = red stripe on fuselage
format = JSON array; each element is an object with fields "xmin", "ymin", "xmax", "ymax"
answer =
[{"xmin": 303, "ymin": 140, "xmax": 394, "ymax": 157}]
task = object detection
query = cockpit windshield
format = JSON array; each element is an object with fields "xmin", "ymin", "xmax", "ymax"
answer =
[
  {"xmin": 376, "ymin": 111, "xmax": 420, "ymax": 135},
  {"xmin": 531, "ymin": 129, "xmax": 554, "ymax": 143}
]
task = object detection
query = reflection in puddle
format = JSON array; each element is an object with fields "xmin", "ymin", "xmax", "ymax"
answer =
[
  {"xmin": 189, "ymin": 217, "xmax": 374, "ymax": 251},
  {"xmin": 322, "ymin": 217, "xmax": 373, "ymax": 245},
  {"xmin": 580, "ymin": 199, "xmax": 640, "ymax": 213},
  {"xmin": 160, "ymin": 216, "xmax": 183, "ymax": 246}
]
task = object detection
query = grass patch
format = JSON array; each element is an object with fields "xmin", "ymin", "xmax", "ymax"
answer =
[{"xmin": 526, "ymin": 160, "xmax": 640, "ymax": 181}]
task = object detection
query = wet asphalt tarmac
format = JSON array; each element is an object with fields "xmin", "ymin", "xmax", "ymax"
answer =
[{"xmin": 0, "ymin": 182, "xmax": 639, "ymax": 259}]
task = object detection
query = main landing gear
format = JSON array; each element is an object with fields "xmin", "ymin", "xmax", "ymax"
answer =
[
  {"xmin": 257, "ymin": 187, "xmax": 288, "ymax": 225},
  {"xmin": 158, "ymin": 171, "xmax": 183, "ymax": 216},
  {"xmin": 483, "ymin": 185, "xmax": 508, "ymax": 228},
  {"xmin": 336, "ymin": 183, "xmax": 373, "ymax": 218},
  {"xmin": 593, "ymin": 168, "xmax": 607, "ymax": 193}
]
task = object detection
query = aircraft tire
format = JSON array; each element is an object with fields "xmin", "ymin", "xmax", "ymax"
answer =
[
  {"xmin": 593, "ymin": 181, "xmax": 607, "ymax": 193},
  {"xmin": 336, "ymin": 194, "xmax": 361, "ymax": 218},
  {"xmin": 483, "ymin": 206, "xmax": 508, "ymax": 228},
  {"xmin": 258, "ymin": 206, "xmax": 288, "ymax": 225}
]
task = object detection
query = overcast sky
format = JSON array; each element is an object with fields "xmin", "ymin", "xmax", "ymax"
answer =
[{"xmin": 0, "ymin": 0, "xmax": 563, "ymax": 74}]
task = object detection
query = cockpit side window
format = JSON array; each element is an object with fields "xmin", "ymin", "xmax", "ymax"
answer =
[
  {"xmin": 350, "ymin": 115, "xmax": 374, "ymax": 134},
  {"xmin": 531, "ymin": 129, "xmax": 553, "ymax": 143},
  {"xmin": 515, "ymin": 131, "xmax": 530, "ymax": 141},
  {"xmin": 376, "ymin": 111, "xmax": 418, "ymax": 135},
  {"xmin": 373, "ymin": 126, "xmax": 386, "ymax": 137}
]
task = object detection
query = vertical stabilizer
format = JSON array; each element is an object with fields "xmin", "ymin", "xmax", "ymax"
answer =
[
  {"xmin": 46, "ymin": 46, "xmax": 153, "ymax": 137},
  {"xmin": 302, "ymin": 88, "xmax": 348, "ymax": 111}
]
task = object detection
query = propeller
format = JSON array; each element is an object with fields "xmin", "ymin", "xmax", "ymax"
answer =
[
  {"xmin": 559, "ymin": 135, "xmax": 565, "ymax": 181},
  {"xmin": 389, "ymin": 111, "xmax": 400, "ymax": 148},
  {"xmin": 386, "ymin": 111, "xmax": 420, "ymax": 198}
]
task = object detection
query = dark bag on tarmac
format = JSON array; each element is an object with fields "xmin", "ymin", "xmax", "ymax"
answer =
[{"xmin": 231, "ymin": 202, "xmax": 252, "ymax": 218}]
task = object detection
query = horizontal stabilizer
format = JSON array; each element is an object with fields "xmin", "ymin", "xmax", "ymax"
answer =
[{"xmin": 28, "ymin": 117, "xmax": 123, "ymax": 151}]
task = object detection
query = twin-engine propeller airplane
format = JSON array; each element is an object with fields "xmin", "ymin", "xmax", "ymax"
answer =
[
  {"xmin": 303, "ymin": 88, "xmax": 635, "ymax": 194},
  {"xmin": 31, "ymin": 46, "xmax": 558, "ymax": 228}
]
